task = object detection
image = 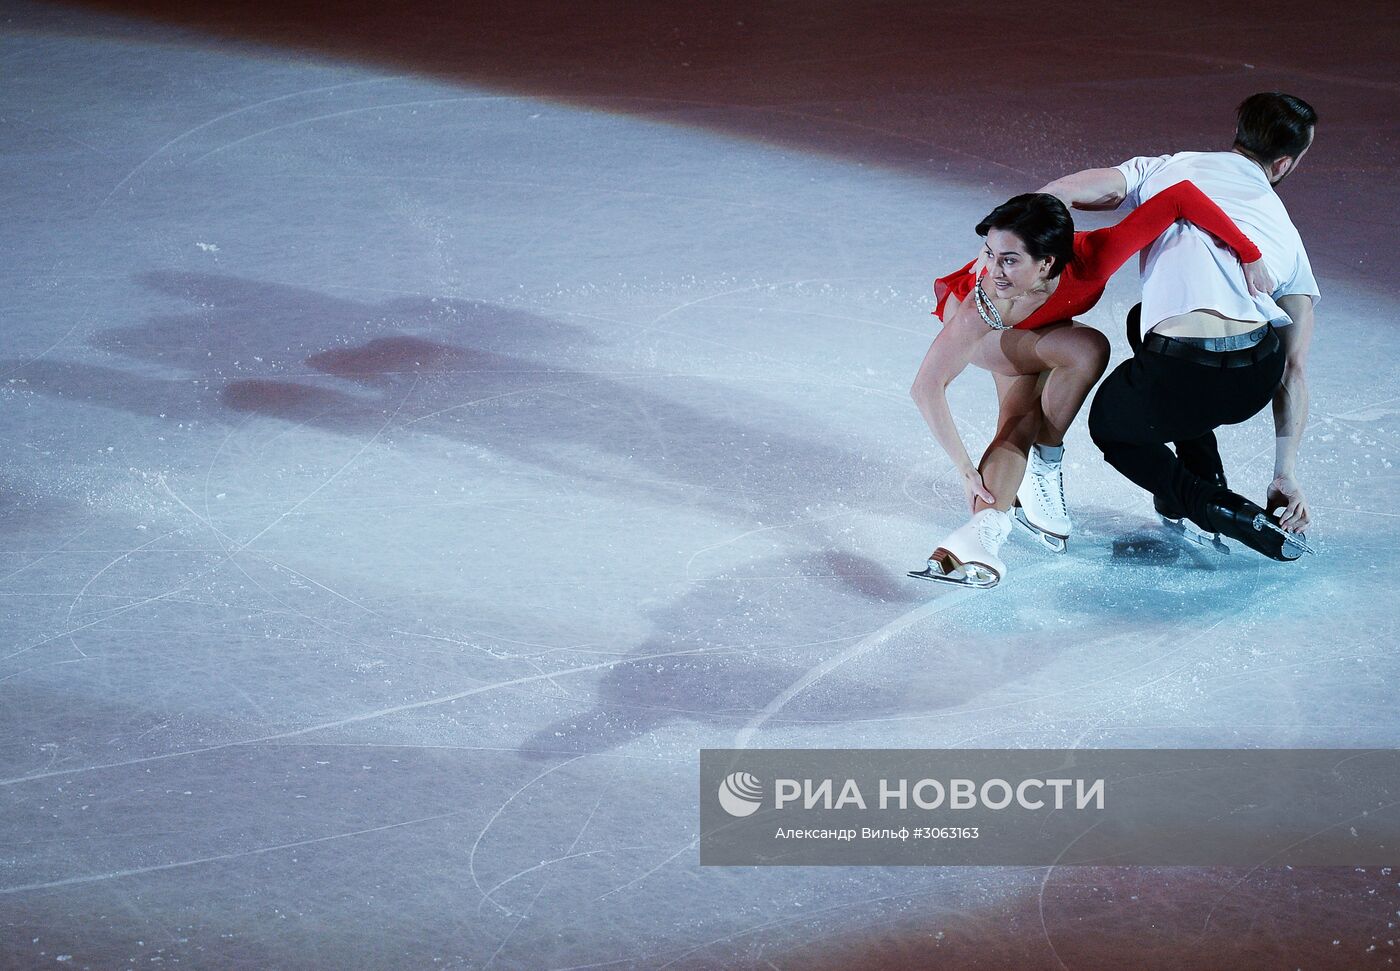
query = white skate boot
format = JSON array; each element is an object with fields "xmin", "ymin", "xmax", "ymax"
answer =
[
  {"xmin": 1014, "ymin": 444, "xmax": 1070, "ymax": 553},
  {"xmin": 908, "ymin": 508, "xmax": 1013, "ymax": 588}
]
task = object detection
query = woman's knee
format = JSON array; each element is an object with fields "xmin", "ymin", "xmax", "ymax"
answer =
[
  {"xmin": 1078, "ymin": 329, "xmax": 1111, "ymax": 376},
  {"xmin": 1048, "ymin": 328, "xmax": 1110, "ymax": 376}
]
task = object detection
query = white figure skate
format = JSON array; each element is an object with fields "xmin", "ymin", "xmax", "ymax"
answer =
[
  {"xmin": 1013, "ymin": 445, "xmax": 1070, "ymax": 553},
  {"xmin": 908, "ymin": 508, "xmax": 1013, "ymax": 589}
]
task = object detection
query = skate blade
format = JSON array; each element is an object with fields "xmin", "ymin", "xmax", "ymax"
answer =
[
  {"xmin": 1012, "ymin": 505, "xmax": 1067, "ymax": 553},
  {"xmin": 907, "ymin": 549, "xmax": 1000, "ymax": 589},
  {"xmin": 1159, "ymin": 514, "xmax": 1231, "ymax": 555},
  {"xmin": 1252, "ymin": 514, "xmax": 1316, "ymax": 557}
]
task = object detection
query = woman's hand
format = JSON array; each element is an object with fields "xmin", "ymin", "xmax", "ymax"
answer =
[
  {"xmin": 1266, "ymin": 474, "xmax": 1309, "ymax": 532},
  {"xmin": 962, "ymin": 467, "xmax": 995, "ymax": 511},
  {"xmin": 1244, "ymin": 258, "xmax": 1276, "ymax": 297}
]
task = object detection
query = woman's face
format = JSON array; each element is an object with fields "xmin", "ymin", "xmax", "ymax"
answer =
[{"xmin": 983, "ymin": 228, "xmax": 1053, "ymax": 297}]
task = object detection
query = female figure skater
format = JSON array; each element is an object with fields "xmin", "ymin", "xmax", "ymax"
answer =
[{"xmin": 909, "ymin": 183, "xmax": 1272, "ymax": 587}]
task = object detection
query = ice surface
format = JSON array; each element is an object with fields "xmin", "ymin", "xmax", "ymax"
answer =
[{"xmin": 2, "ymin": 1, "xmax": 1399, "ymax": 967}]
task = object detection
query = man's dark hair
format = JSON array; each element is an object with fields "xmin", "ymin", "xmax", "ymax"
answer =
[
  {"xmin": 976, "ymin": 193, "xmax": 1075, "ymax": 278},
  {"xmin": 1234, "ymin": 93, "xmax": 1317, "ymax": 164}
]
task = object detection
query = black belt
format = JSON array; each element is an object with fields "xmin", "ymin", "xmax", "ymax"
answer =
[{"xmin": 1143, "ymin": 326, "xmax": 1279, "ymax": 369}]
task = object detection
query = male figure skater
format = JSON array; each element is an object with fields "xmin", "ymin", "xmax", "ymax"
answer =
[{"xmin": 1038, "ymin": 92, "xmax": 1318, "ymax": 560}]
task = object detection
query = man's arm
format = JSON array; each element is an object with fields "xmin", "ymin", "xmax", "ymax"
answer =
[
  {"xmin": 1038, "ymin": 168, "xmax": 1129, "ymax": 211},
  {"xmin": 1269, "ymin": 293, "xmax": 1314, "ymax": 530}
]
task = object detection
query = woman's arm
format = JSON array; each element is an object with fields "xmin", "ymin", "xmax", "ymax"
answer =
[
  {"xmin": 910, "ymin": 303, "xmax": 995, "ymax": 507},
  {"xmin": 1077, "ymin": 180, "xmax": 1265, "ymax": 282}
]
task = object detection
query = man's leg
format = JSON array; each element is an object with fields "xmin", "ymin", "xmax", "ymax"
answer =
[
  {"xmin": 1125, "ymin": 304, "xmax": 1226, "ymax": 505},
  {"xmin": 1091, "ymin": 340, "xmax": 1290, "ymax": 550},
  {"xmin": 1088, "ymin": 352, "xmax": 1228, "ymax": 524},
  {"xmin": 1174, "ymin": 432, "xmax": 1226, "ymax": 483}
]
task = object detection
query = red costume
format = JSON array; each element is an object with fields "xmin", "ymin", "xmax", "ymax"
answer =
[{"xmin": 933, "ymin": 180, "xmax": 1262, "ymax": 329}]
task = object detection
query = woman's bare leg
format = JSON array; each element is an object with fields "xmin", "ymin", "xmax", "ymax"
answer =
[
  {"xmin": 1024, "ymin": 323, "xmax": 1111, "ymax": 446},
  {"xmin": 972, "ymin": 371, "xmax": 1045, "ymax": 515}
]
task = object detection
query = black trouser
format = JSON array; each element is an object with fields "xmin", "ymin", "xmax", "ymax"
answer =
[
  {"xmin": 1089, "ymin": 312, "xmax": 1285, "ymax": 530},
  {"xmin": 1123, "ymin": 304, "xmax": 1228, "ymax": 488}
]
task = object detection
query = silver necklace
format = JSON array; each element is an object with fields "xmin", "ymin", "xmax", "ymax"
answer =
[{"xmin": 973, "ymin": 282, "xmax": 1011, "ymax": 331}]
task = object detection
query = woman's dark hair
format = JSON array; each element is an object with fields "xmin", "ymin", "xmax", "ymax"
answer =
[
  {"xmin": 975, "ymin": 193, "xmax": 1075, "ymax": 278},
  {"xmin": 1234, "ymin": 92, "xmax": 1316, "ymax": 164}
]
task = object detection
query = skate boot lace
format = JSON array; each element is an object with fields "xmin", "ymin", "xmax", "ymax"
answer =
[
  {"xmin": 1032, "ymin": 457, "xmax": 1068, "ymax": 519},
  {"xmin": 976, "ymin": 512, "xmax": 1011, "ymax": 553}
]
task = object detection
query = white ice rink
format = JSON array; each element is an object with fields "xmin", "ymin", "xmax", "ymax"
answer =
[{"xmin": 3, "ymin": 1, "xmax": 1399, "ymax": 967}]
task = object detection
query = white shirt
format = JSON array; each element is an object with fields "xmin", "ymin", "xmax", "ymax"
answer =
[{"xmin": 1113, "ymin": 151, "xmax": 1319, "ymax": 337}]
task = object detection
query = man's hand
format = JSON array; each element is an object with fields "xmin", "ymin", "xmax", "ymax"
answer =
[
  {"xmin": 1267, "ymin": 474, "xmax": 1309, "ymax": 532},
  {"xmin": 1243, "ymin": 258, "xmax": 1276, "ymax": 297}
]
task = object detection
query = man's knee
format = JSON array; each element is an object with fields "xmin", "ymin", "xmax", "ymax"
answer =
[
  {"xmin": 1089, "ymin": 355, "xmax": 1155, "ymax": 431},
  {"xmin": 1088, "ymin": 365, "xmax": 1132, "ymax": 450},
  {"xmin": 1087, "ymin": 394, "xmax": 1116, "ymax": 455}
]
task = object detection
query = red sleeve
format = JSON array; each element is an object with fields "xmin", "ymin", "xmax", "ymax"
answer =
[{"xmin": 1074, "ymin": 180, "xmax": 1263, "ymax": 281}]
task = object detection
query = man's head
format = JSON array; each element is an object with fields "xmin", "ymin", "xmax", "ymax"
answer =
[{"xmin": 1233, "ymin": 92, "xmax": 1317, "ymax": 185}]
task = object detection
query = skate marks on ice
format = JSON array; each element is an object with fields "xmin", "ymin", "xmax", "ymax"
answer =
[
  {"xmin": 520, "ymin": 550, "xmax": 927, "ymax": 760},
  {"xmin": 3, "ymin": 271, "xmax": 910, "ymax": 529},
  {"xmin": 734, "ymin": 556, "xmax": 1078, "ymax": 749},
  {"xmin": 3, "ymin": 272, "xmax": 937, "ymax": 771},
  {"xmin": 95, "ymin": 75, "xmax": 411, "ymax": 212},
  {"xmin": 2, "ymin": 273, "xmax": 916, "ymax": 702},
  {"xmin": 0, "ymin": 737, "xmax": 705, "ymax": 969},
  {"xmin": 511, "ymin": 480, "xmax": 1333, "ymax": 761},
  {"xmin": 518, "ymin": 540, "xmax": 1238, "ymax": 758}
]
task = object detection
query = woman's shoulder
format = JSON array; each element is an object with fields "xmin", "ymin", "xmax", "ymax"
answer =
[{"xmin": 1066, "ymin": 230, "xmax": 1098, "ymax": 271}]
